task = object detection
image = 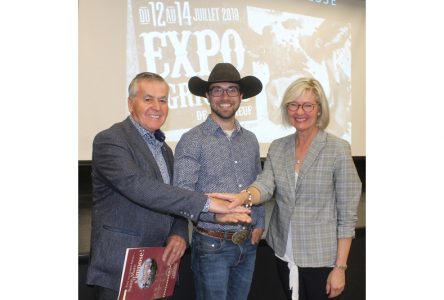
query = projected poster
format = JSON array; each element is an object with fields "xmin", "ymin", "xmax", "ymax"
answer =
[{"xmin": 127, "ymin": 0, "xmax": 352, "ymax": 148}]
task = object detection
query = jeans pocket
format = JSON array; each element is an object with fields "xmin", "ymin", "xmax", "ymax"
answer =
[{"xmin": 194, "ymin": 233, "xmax": 224, "ymax": 252}]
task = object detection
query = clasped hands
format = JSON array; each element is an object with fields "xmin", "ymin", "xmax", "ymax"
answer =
[
  {"xmin": 207, "ymin": 192, "xmax": 250, "ymax": 224},
  {"xmin": 163, "ymin": 192, "xmax": 256, "ymax": 265}
]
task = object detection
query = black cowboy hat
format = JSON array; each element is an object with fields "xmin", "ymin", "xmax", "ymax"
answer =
[{"xmin": 188, "ymin": 63, "xmax": 262, "ymax": 99}]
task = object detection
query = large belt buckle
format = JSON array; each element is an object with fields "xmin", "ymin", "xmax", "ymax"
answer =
[{"xmin": 231, "ymin": 230, "xmax": 250, "ymax": 245}]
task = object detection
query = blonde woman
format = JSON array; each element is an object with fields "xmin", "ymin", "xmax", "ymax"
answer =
[{"xmin": 212, "ymin": 77, "xmax": 361, "ymax": 300}]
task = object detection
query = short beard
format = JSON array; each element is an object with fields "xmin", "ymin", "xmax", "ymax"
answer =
[
  {"xmin": 209, "ymin": 101, "xmax": 240, "ymax": 120},
  {"xmin": 211, "ymin": 108, "xmax": 236, "ymax": 120}
]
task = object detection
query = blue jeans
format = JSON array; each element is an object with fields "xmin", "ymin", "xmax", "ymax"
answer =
[{"xmin": 191, "ymin": 230, "xmax": 257, "ymax": 300}]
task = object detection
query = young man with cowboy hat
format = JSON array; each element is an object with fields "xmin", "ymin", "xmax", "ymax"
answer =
[{"xmin": 173, "ymin": 63, "xmax": 265, "ymax": 300}]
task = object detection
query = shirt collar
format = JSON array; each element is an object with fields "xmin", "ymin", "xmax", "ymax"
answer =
[
  {"xmin": 129, "ymin": 115, "xmax": 162, "ymax": 147},
  {"xmin": 203, "ymin": 115, "xmax": 242, "ymax": 137}
]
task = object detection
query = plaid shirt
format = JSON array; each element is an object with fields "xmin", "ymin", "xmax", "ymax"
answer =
[{"xmin": 174, "ymin": 116, "xmax": 265, "ymax": 231}]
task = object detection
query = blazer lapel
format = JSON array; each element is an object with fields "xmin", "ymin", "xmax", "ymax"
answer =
[
  {"xmin": 284, "ymin": 134, "xmax": 297, "ymax": 192},
  {"xmin": 122, "ymin": 117, "xmax": 164, "ymax": 181},
  {"xmin": 161, "ymin": 145, "xmax": 173, "ymax": 184}
]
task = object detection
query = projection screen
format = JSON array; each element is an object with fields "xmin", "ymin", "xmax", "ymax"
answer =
[{"xmin": 79, "ymin": 0, "xmax": 365, "ymax": 159}]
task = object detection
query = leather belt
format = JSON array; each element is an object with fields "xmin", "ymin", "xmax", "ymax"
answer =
[{"xmin": 195, "ymin": 227, "xmax": 251, "ymax": 245}]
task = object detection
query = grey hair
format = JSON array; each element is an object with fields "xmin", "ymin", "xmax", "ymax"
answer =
[
  {"xmin": 128, "ymin": 72, "xmax": 168, "ymax": 100},
  {"xmin": 280, "ymin": 77, "xmax": 330, "ymax": 129}
]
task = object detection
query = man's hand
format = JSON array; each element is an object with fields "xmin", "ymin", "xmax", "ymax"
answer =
[
  {"xmin": 162, "ymin": 235, "xmax": 186, "ymax": 266},
  {"xmin": 214, "ymin": 213, "xmax": 252, "ymax": 224},
  {"xmin": 250, "ymin": 228, "xmax": 264, "ymax": 245},
  {"xmin": 208, "ymin": 192, "xmax": 245, "ymax": 209},
  {"xmin": 208, "ymin": 197, "xmax": 251, "ymax": 216}
]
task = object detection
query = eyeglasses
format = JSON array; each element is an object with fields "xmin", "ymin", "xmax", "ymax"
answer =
[
  {"xmin": 286, "ymin": 102, "xmax": 318, "ymax": 112},
  {"xmin": 208, "ymin": 86, "xmax": 240, "ymax": 97}
]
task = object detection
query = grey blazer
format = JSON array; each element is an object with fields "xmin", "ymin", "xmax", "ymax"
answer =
[
  {"xmin": 86, "ymin": 117, "xmax": 208, "ymax": 291},
  {"xmin": 252, "ymin": 130, "xmax": 361, "ymax": 267}
]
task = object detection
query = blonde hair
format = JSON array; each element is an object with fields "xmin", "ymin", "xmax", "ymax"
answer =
[{"xmin": 280, "ymin": 77, "xmax": 330, "ymax": 129}]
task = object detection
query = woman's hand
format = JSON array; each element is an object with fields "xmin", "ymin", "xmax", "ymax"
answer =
[
  {"xmin": 326, "ymin": 268, "xmax": 346, "ymax": 298},
  {"xmin": 208, "ymin": 197, "xmax": 251, "ymax": 216}
]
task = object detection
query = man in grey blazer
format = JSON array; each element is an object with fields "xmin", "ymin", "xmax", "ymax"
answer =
[{"xmin": 86, "ymin": 72, "xmax": 251, "ymax": 300}]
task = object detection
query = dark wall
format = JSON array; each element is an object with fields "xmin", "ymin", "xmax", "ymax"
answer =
[
  {"xmin": 353, "ymin": 156, "xmax": 366, "ymax": 192},
  {"xmin": 78, "ymin": 157, "xmax": 365, "ymax": 300},
  {"xmin": 79, "ymin": 156, "xmax": 365, "ymax": 197}
]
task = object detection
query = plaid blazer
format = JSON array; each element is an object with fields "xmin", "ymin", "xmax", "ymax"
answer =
[{"xmin": 251, "ymin": 130, "xmax": 361, "ymax": 267}]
